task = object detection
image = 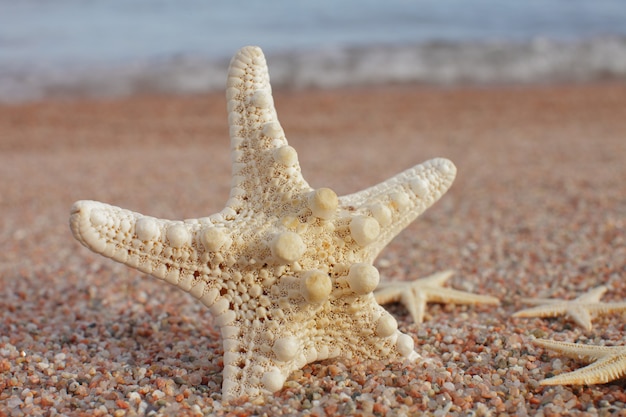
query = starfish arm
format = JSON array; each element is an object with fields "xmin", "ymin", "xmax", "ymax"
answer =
[
  {"xmin": 373, "ymin": 285, "xmax": 404, "ymax": 305},
  {"xmin": 70, "ymin": 200, "xmax": 226, "ymax": 299},
  {"xmin": 533, "ymin": 339, "xmax": 616, "ymax": 362},
  {"xmin": 512, "ymin": 304, "xmax": 568, "ymax": 319},
  {"xmin": 225, "ymin": 46, "xmax": 310, "ymax": 213},
  {"xmin": 533, "ymin": 339, "xmax": 626, "ymax": 385},
  {"xmin": 422, "ymin": 287, "xmax": 501, "ymax": 306},
  {"xmin": 339, "ymin": 158, "xmax": 456, "ymax": 259},
  {"xmin": 587, "ymin": 301, "xmax": 626, "ymax": 315},
  {"xmin": 403, "ymin": 291, "xmax": 428, "ymax": 324},
  {"xmin": 578, "ymin": 285, "xmax": 608, "ymax": 302},
  {"xmin": 539, "ymin": 355, "xmax": 626, "ymax": 385},
  {"xmin": 520, "ymin": 286, "xmax": 607, "ymax": 307},
  {"xmin": 375, "ymin": 270, "xmax": 455, "ymax": 293},
  {"xmin": 221, "ymin": 301, "xmax": 420, "ymax": 401},
  {"xmin": 513, "ymin": 304, "xmax": 595, "ymax": 330},
  {"xmin": 519, "ymin": 298, "xmax": 562, "ymax": 305},
  {"xmin": 413, "ymin": 269, "xmax": 455, "ymax": 287}
]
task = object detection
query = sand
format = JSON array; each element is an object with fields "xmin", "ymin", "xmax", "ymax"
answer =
[{"xmin": 2, "ymin": 82, "xmax": 626, "ymax": 416}]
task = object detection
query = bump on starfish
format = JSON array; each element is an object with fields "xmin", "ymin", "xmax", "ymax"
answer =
[
  {"xmin": 533, "ymin": 338, "xmax": 626, "ymax": 385},
  {"xmin": 70, "ymin": 46, "xmax": 459, "ymax": 402},
  {"xmin": 513, "ymin": 286, "xmax": 626, "ymax": 330}
]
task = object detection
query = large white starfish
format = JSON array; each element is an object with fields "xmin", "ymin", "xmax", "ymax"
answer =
[
  {"xmin": 70, "ymin": 46, "xmax": 462, "ymax": 402},
  {"xmin": 533, "ymin": 339, "xmax": 626, "ymax": 385}
]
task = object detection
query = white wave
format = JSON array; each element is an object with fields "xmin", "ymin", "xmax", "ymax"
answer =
[{"xmin": 1, "ymin": 37, "xmax": 626, "ymax": 103}]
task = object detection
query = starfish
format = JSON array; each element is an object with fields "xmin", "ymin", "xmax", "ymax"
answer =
[
  {"xmin": 533, "ymin": 338, "xmax": 626, "ymax": 385},
  {"xmin": 69, "ymin": 46, "xmax": 462, "ymax": 402},
  {"xmin": 513, "ymin": 286, "xmax": 626, "ymax": 331},
  {"xmin": 374, "ymin": 270, "xmax": 500, "ymax": 323}
]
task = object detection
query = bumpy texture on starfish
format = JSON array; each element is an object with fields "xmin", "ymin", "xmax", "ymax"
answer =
[
  {"xmin": 70, "ymin": 46, "xmax": 457, "ymax": 401},
  {"xmin": 513, "ymin": 286, "xmax": 626, "ymax": 331},
  {"xmin": 533, "ymin": 339, "xmax": 626, "ymax": 385},
  {"xmin": 374, "ymin": 270, "xmax": 500, "ymax": 323}
]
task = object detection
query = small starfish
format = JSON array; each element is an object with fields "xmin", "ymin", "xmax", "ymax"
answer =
[
  {"xmin": 71, "ymin": 46, "xmax": 465, "ymax": 401},
  {"xmin": 533, "ymin": 338, "xmax": 626, "ymax": 385},
  {"xmin": 513, "ymin": 286, "xmax": 626, "ymax": 330},
  {"xmin": 374, "ymin": 270, "xmax": 500, "ymax": 323}
]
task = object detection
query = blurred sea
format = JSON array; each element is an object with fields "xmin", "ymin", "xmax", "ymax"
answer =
[{"xmin": 1, "ymin": 0, "xmax": 626, "ymax": 102}]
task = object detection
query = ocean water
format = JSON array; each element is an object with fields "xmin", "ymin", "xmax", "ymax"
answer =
[{"xmin": 1, "ymin": 0, "xmax": 626, "ymax": 102}]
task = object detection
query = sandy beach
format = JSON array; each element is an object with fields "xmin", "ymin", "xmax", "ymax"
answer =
[{"xmin": 2, "ymin": 82, "xmax": 626, "ymax": 416}]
